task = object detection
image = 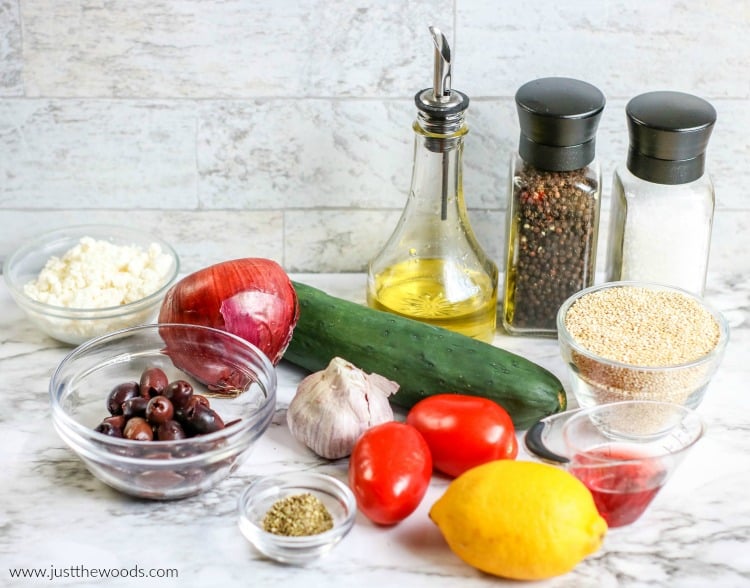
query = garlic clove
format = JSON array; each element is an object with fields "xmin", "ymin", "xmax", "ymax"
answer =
[{"xmin": 286, "ymin": 357, "xmax": 397, "ymax": 459}]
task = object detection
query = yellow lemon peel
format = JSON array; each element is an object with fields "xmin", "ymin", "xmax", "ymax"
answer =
[{"xmin": 430, "ymin": 460, "xmax": 607, "ymax": 581}]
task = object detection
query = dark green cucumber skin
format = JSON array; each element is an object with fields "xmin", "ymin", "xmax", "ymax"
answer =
[{"xmin": 283, "ymin": 282, "xmax": 566, "ymax": 430}]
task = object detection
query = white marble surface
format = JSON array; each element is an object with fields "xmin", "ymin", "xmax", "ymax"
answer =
[{"xmin": 0, "ymin": 272, "xmax": 748, "ymax": 588}]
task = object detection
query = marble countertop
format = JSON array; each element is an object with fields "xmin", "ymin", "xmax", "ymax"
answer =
[{"xmin": 1, "ymin": 272, "xmax": 748, "ymax": 588}]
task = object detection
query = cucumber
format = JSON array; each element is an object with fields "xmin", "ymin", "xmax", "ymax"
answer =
[{"xmin": 283, "ymin": 282, "xmax": 566, "ymax": 429}]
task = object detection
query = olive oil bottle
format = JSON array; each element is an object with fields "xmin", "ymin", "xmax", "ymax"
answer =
[{"xmin": 366, "ymin": 26, "xmax": 498, "ymax": 342}]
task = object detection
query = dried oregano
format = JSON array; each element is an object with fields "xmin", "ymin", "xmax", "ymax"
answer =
[{"xmin": 262, "ymin": 493, "xmax": 334, "ymax": 537}]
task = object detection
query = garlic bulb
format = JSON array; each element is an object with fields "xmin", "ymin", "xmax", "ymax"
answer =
[{"xmin": 286, "ymin": 357, "xmax": 398, "ymax": 459}]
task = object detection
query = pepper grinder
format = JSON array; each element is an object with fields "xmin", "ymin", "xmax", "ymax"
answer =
[
  {"xmin": 366, "ymin": 26, "xmax": 498, "ymax": 342},
  {"xmin": 502, "ymin": 77, "xmax": 605, "ymax": 336}
]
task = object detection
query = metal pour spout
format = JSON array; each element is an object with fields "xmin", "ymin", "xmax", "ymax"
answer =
[
  {"xmin": 415, "ymin": 26, "xmax": 468, "ymax": 127},
  {"xmin": 417, "ymin": 26, "xmax": 469, "ymax": 221},
  {"xmin": 429, "ymin": 26, "xmax": 452, "ymax": 102},
  {"xmin": 428, "ymin": 26, "xmax": 454, "ymax": 221}
]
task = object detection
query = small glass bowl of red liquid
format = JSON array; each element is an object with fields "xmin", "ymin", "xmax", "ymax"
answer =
[{"xmin": 524, "ymin": 401, "xmax": 705, "ymax": 528}]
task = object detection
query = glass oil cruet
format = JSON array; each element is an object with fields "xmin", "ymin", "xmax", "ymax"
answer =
[{"xmin": 366, "ymin": 26, "xmax": 498, "ymax": 342}]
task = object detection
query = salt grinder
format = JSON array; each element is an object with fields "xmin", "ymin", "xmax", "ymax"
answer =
[{"xmin": 605, "ymin": 91, "xmax": 717, "ymax": 296}]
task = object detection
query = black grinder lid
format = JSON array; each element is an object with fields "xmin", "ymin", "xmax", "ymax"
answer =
[
  {"xmin": 515, "ymin": 77, "xmax": 606, "ymax": 171},
  {"xmin": 626, "ymin": 91, "xmax": 716, "ymax": 185}
]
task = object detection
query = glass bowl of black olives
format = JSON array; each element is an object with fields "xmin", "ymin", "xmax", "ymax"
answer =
[{"xmin": 49, "ymin": 323, "xmax": 277, "ymax": 500}]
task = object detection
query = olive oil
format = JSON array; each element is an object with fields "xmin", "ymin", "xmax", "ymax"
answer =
[
  {"xmin": 367, "ymin": 258, "xmax": 497, "ymax": 342},
  {"xmin": 366, "ymin": 27, "xmax": 498, "ymax": 342}
]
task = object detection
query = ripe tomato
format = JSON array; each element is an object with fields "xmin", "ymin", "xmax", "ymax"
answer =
[
  {"xmin": 406, "ymin": 394, "xmax": 518, "ymax": 478},
  {"xmin": 348, "ymin": 421, "xmax": 432, "ymax": 526}
]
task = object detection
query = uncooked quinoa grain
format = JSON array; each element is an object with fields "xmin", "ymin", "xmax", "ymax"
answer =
[
  {"xmin": 564, "ymin": 287, "xmax": 719, "ymax": 365},
  {"xmin": 563, "ymin": 286, "xmax": 721, "ymax": 407}
]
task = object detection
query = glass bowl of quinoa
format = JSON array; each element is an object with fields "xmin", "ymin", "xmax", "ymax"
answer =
[
  {"xmin": 3, "ymin": 224, "xmax": 179, "ymax": 345},
  {"xmin": 556, "ymin": 281, "xmax": 729, "ymax": 411}
]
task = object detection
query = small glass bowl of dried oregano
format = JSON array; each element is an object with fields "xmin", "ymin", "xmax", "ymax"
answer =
[{"xmin": 237, "ymin": 472, "xmax": 357, "ymax": 565}]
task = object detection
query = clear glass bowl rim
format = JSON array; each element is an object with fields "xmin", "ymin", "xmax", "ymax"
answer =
[
  {"xmin": 560, "ymin": 399, "xmax": 706, "ymax": 465},
  {"xmin": 556, "ymin": 280, "xmax": 730, "ymax": 373},
  {"xmin": 49, "ymin": 322, "xmax": 277, "ymax": 467},
  {"xmin": 3, "ymin": 224, "xmax": 180, "ymax": 317},
  {"xmin": 237, "ymin": 471, "xmax": 357, "ymax": 549}
]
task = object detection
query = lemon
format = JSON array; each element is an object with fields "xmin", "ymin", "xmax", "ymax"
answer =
[{"xmin": 429, "ymin": 460, "xmax": 607, "ymax": 581}]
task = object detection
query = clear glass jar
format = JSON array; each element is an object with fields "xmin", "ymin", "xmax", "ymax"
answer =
[
  {"xmin": 504, "ymin": 156, "xmax": 601, "ymax": 335},
  {"xmin": 367, "ymin": 109, "xmax": 498, "ymax": 342},
  {"xmin": 502, "ymin": 77, "xmax": 605, "ymax": 336},
  {"xmin": 367, "ymin": 27, "xmax": 498, "ymax": 342},
  {"xmin": 605, "ymin": 91, "xmax": 717, "ymax": 296}
]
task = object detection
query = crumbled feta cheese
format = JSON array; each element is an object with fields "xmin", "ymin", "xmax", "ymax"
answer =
[{"xmin": 24, "ymin": 237, "xmax": 174, "ymax": 309}]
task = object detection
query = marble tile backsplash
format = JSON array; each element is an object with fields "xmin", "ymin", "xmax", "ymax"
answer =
[{"xmin": 1, "ymin": 0, "xmax": 748, "ymax": 275}]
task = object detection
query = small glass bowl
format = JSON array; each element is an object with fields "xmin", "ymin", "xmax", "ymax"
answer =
[
  {"xmin": 525, "ymin": 400, "xmax": 705, "ymax": 528},
  {"xmin": 3, "ymin": 224, "xmax": 180, "ymax": 345},
  {"xmin": 557, "ymin": 281, "xmax": 729, "ymax": 410},
  {"xmin": 237, "ymin": 472, "xmax": 356, "ymax": 565},
  {"xmin": 50, "ymin": 324, "xmax": 277, "ymax": 500}
]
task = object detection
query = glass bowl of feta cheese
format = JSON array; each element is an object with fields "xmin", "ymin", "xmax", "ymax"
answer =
[{"xmin": 3, "ymin": 225, "xmax": 180, "ymax": 345}]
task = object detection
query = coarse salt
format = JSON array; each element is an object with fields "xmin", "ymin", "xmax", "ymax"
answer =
[{"xmin": 607, "ymin": 167, "xmax": 714, "ymax": 296}]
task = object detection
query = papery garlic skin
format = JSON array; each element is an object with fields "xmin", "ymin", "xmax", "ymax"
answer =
[{"xmin": 286, "ymin": 357, "xmax": 397, "ymax": 459}]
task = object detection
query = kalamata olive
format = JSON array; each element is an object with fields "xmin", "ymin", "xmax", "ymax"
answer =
[
  {"xmin": 156, "ymin": 419, "xmax": 187, "ymax": 441},
  {"xmin": 163, "ymin": 380, "xmax": 194, "ymax": 408},
  {"xmin": 139, "ymin": 367, "xmax": 169, "ymax": 398},
  {"xmin": 187, "ymin": 394, "xmax": 210, "ymax": 409},
  {"xmin": 123, "ymin": 417, "xmax": 154, "ymax": 441},
  {"xmin": 103, "ymin": 415, "xmax": 126, "ymax": 429},
  {"xmin": 106, "ymin": 381, "xmax": 140, "ymax": 415},
  {"xmin": 176, "ymin": 394, "xmax": 215, "ymax": 430},
  {"xmin": 95, "ymin": 420, "xmax": 123, "ymax": 437},
  {"xmin": 184, "ymin": 402, "xmax": 225, "ymax": 435},
  {"xmin": 146, "ymin": 395, "xmax": 174, "ymax": 425},
  {"xmin": 122, "ymin": 396, "xmax": 149, "ymax": 419}
]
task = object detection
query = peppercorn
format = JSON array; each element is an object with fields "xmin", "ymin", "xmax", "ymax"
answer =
[
  {"xmin": 504, "ymin": 77, "xmax": 605, "ymax": 336},
  {"xmin": 505, "ymin": 164, "xmax": 599, "ymax": 331}
]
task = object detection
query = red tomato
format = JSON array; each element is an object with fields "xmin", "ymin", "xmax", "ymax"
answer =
[
  {"xmin": 348, "ymin": 422, "xmax": 432, "ymax": 526},
  {"xmin": 406, "ymin": 394, "xmax": 518, "ymax": 478}
]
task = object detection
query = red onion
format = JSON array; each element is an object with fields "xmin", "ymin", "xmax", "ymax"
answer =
[{"xmin": 158, "ymin": 259, "xmax": 299, "ymax": 388}]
